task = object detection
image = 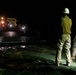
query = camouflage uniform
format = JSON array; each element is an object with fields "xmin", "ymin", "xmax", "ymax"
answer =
[
  {"xmin": 56, "ymin": 15, "xmax": 72, "ymax": 66},
  {"xmin": 71, "ymin": 36, "xmax": 76, "ymax": 59}
]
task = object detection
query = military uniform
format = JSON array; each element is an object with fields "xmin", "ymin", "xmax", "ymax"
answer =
[
  {"xmin": 71, "ymin": 36, "xmax": 76, "ymax": 60},
  {"xmin": 56, "ymin": 15, "xmax": 72, "ymax": 66}
]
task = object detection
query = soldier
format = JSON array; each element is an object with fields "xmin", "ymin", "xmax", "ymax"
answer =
[
  {"xmin": 55, "ymin": 8, "xmax": 72, "ymax": 66},
  {"xmin": 71, "ymin": 36, "xmax": 76, "ymax": 60}
]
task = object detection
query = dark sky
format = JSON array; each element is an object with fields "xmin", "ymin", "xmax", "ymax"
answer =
[
  {"xmin": 0, "ymin": 1, "xmax": 75, "ymax": 23},
  {"xmin": 0, "ymin": 1, "xmax": 76, "ymax": 46}
]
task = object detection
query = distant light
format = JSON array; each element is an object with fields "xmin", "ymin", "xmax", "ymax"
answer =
[
  {"xmin": 1, "ymin": 17, "xmax": 4, "ymax": 20},
  {"xmin": 20, "ymin": 45, "xmax": 26, "ymax": 48},
  {"xmin": 21, "ymin": 26, "xmax": 25, "ymax": 30},
  {"xmin": 1, "ymin": 21, "xmax": 4, "ymax": 24},
  {"xmin": 8, "ymin": 23, "xmax": 14, "ymax": 28},
  {"xmin": 20, "ymin": 25, "xmax": 26, "ymax": 33},
  {"xmin": 9, "ymin": 24, "xmax": 13, "ymax": 27}
]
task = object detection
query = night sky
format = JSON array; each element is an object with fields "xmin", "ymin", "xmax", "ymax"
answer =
[{"xmin": 0, "ymin": 1, "xmax": 76, "ymax": 47}]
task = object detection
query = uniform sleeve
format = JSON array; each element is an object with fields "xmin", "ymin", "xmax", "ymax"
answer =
[
  {"xmin": 61, "ymin": 18, "xmax": 63, "ymax": 27},
  {"xmin": 70, "ymin": 19, "xmax": 72, "ymax": 27}
]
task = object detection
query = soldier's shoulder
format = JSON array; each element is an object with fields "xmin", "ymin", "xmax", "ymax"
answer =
[{"xmin": 69, "ymin": 18, "xmax": 72, "ymax": 21}]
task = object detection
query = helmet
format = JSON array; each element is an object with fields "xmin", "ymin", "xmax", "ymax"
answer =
[{"xmin": 63, "ymin": 8, "xmax": 70, "ymax": 14}]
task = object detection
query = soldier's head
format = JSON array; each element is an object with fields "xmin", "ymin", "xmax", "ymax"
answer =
[{"xmin": 63, "ymin": 8, "xmax": 70, "ymax": 15}]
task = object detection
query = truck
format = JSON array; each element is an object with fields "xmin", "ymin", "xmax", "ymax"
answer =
[{"xmin": 0, "ymin": 17, "xmax": 17, "ymax": 31}]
